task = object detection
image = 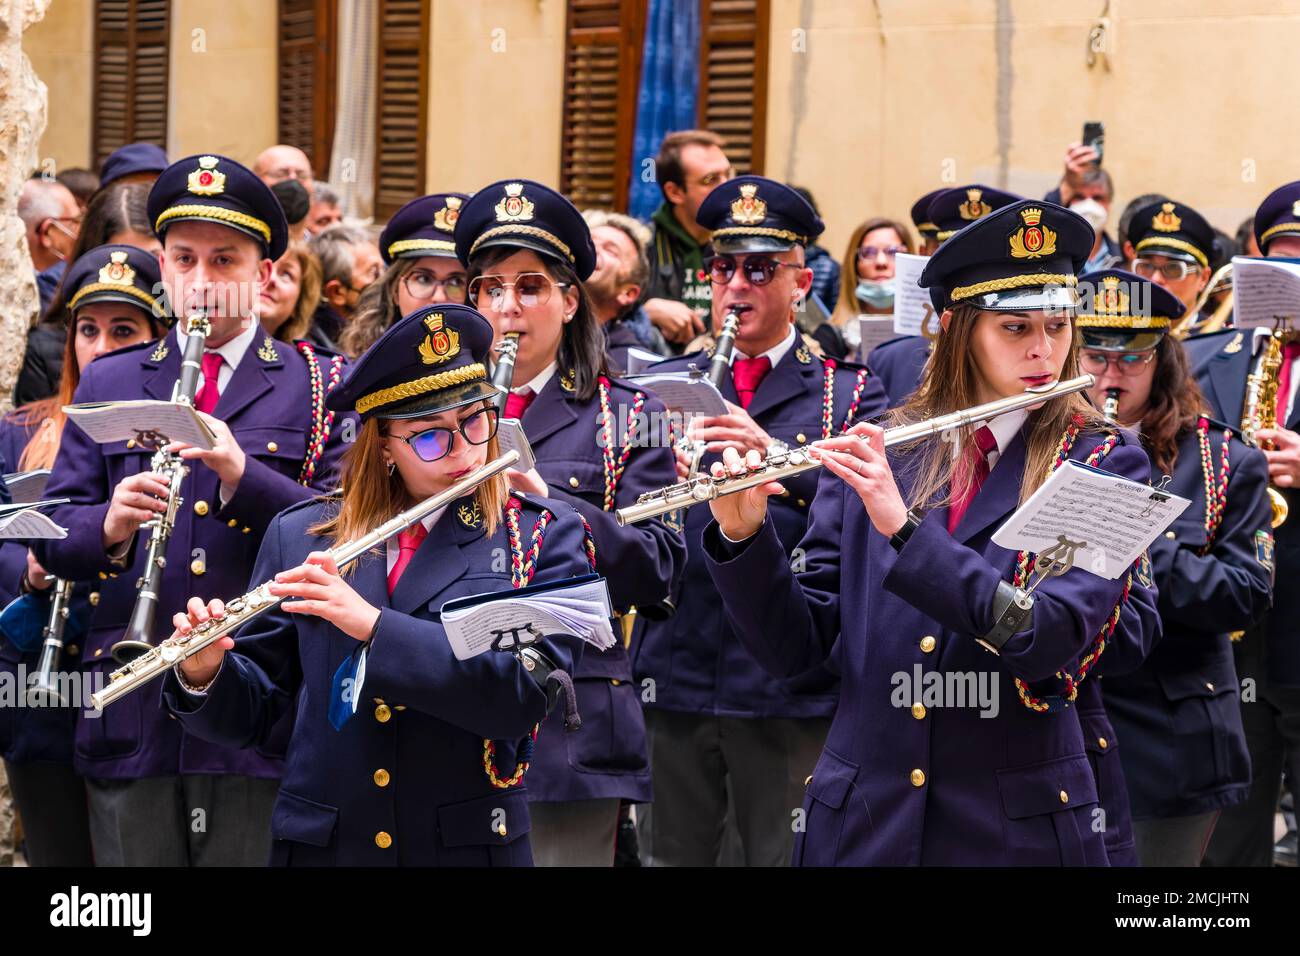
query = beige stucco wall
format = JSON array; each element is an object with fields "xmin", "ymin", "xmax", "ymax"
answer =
[
  {"xmin": 769, "ymin": 0, "xmax": 1300, "ymax": 262},
  {"xmin": 425, "ymin": 0, "xmax": 565, "ymax": 194},
  {"xmin": 25, "ymin": 0, "xmax": 93, "ymax": 172}
]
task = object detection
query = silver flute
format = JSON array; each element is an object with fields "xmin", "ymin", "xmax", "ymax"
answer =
[
  {"xmin": 112, "ymin": 312, "xmax": 211, "ymax": 664},
  {"xmin": 90, "ymin": 450, "xmax": 520, "ymax": 710},
  {"xmin": 616, "ymin": 375, "xmax": 1096, "ymax": 526}
]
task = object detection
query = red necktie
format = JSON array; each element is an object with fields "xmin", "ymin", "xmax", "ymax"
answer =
[
  {"xmin": 387, "ymin": 523, "xmax": 428, "ymax": 596},
  {"xmin": 948, "ymin": 425, "xmax": 998, "ymax": 533},
  {"xmin": 194, "ymin": 352, "xmax": 224, "ymax": 414},
  {"xmin": 732, "ymin": 356, "xmax": 772, "ymax": 410},
  {"xmin": 1275, "ymin": 341, "xmax": 1300, "ymax": 424},
  {"xmin": 505, "ymin": 388, "xmax": 536, "ymax": 420}
]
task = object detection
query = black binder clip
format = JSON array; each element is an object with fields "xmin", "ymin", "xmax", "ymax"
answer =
[
  {"xmin": 489, "ymin": 626, "xmax": 581, "ymax": 732},
  {"xmin": 1140, "ymin": 475, "xmax": 1173, "ymax": 518}
]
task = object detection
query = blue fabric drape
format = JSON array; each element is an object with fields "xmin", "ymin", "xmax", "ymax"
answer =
[{"xmin": 627, "ymin": 0, "xmax": 700, "ymax": 220}]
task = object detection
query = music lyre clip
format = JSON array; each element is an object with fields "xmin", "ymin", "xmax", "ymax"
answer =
[{"xmin": 1024, "ymin": 535, "xmax": 1085, "ymax": 597}]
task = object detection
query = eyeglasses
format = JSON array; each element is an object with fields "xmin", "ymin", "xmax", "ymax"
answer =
[
  {"xmin": 1132, "ymin": 258, "xmax": 1201, "ymax": 281},
  {"xmin": 704, "ymin": 254, "xmax": 803, "ymax": 286},
  {"xmin": 857, "ymin": 244, "xmax": 906, "ymax": 261},
  {"xmin": 392, "ymin": 406, "xmax": 499, "ymax": 463},
  {"xmin": 267, "ymin": 168, "xmax": 312, "ymax": 182},
  {"xmin": 45, "ymin": 216, "xmax": 81, "ymax": 238},
  {"xmin": 1079, "ymin": 350, "xmax": 1157, "ymax": 376},
  {"xmin": 402, "ymin": 269, "xmax": 468, "ymax": 303},
  {"xmin": 468, "ymin": 272, "xmax": 569, "ymax": 310}
]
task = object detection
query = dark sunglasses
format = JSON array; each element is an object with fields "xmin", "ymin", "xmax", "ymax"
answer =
[
  {"xmin": 704, "ymin": 254, "xmax": 803, "ymax": 286},
  {"xmin": 392, "ymin": 406, "xmax": 498, "ymax": 462}
]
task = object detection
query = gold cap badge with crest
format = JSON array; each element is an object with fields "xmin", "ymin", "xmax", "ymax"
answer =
[
  {"xmin": 1008, "ymin": 207, "xmax": 1057, "ymax": 259},
  {"xmin": 959, "ymin": 188, "xmax": 992, "ymax": 221},
  {"xmin": 1098, "ymin": 274, "xmax": 1129, "ymax": 314},
  {"xmin": 418, "ymin": 312, "xmax": 460, "ymax": 365},
  {"xmin": 99, "ymin": 250, "xmax": 136, "ymax": 286},
  {"xmin": 495, "ymin": 183, "xmax": 535, "ymax": 223},
  {"xmin": 187, "ymin": 156, "xmax": 226, "ymax": 196},
  {"xmin": 434, "ymin": 196, "xmax": 462, "ymax": 233},
  {"xmin": 1152, "ymin": 202, "xmax": 1182, "ymax": 233},
  {"xmin": 730, "ymin": 183, "xmax": 768, "ymax": 225}
]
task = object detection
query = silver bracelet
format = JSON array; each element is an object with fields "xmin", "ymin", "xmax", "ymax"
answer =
[{"xmin": 175, "ymin": 665, "xmax": 216, "ymax": 695}]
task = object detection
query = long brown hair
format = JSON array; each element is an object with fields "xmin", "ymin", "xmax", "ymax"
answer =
[
  {"xmin": 309, "ymin": 410, "xmax": 509, "ymax": 551},
  {"xmin": 339, "ymin": 258, "xmax": 419, "ymax": 358},
  {"xmin": 891, "ymin": 303, "xmax": 1108, "ymax": 511},
  {"xmin": 266, "ymin": 242, "xmax": 323, "ymax": 342},
  {"xmin": 830, "ymin": 217, "xmax": 915, "ymax": 329},
  {"xmin": 17, "ymin": 298, "xmax": 165, "ymax": 470},
  {"xmin": 1140, "ymin": 335, "xmax": 1206, "ymax": 475}
]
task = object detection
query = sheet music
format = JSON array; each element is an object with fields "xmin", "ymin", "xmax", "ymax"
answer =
[
  {"xmin": 992, "ymin": 461, "xmax": 1190, "ymax": 579},
  {"xmin": 63, "ymin": 400, "xmax": 216, "ymax": 450},
  {"xmin": 1230, "ymin": 256, "xmax": 1300, "ymax": 330},
  {"xmin": 891, "ymin": 253, "xmax": 937, "ymax": 336},
  {"xmin": 0, "ymin": 508, "xmax": 67, "ymax": 540},
  {"xmin": 441, "ymin": 577, "xmax": 615, "ymax": 661},
  {"xmin": 857, "ymin": 316, "xmax": 897, "ymax": 359},
  {"xmin": 624, "ymin": 373, "xmax": 730, "ymax": 416},
  {"xmin": 624, "ymin": 347, "xmax": 664, "ymax": 375},
  {"xmin": 495, "ymin": 419, "xmax": 535, "ymax": 471},
  {"xmin": 2, "ymin": 469, "xmax": 51, "ymax": 504}
]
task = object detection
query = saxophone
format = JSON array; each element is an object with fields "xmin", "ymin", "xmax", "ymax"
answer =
[
  {"xmin": 111, "ymin": 312, "xmax": 211, "ymax": 663},
  {"xmin": 1241, "ymin": 322, "xmax": 1290, "ymax": 527},
  {"xmin": 90, "ymin": 451, "xmax": 521, "ymax": 709}
]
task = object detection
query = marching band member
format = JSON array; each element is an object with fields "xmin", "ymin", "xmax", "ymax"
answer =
[
  {"xmin": 1079, "ymin": 268, "xmax": 1271, "ymax": 865},
  {"xmin": 161, "ymin": 303, "xmax": 594, "ymax": 866},
  {"xmin": 635, "ymin": 176, "xmax": 886, "ymax": 866},
  {"xmin": 1123, "ymin": 199, "xmax": 1216, "ymax": 335},
  {"xmin": 1194, "ymin": 181, "xmax": 1300, "ymax": 866},
  {"xmin": 868, "ymin": 186, "xmax": 1021, "ymax": 408},
  {"xmin": 0, "ymin": 244, "xmax": 168, "ymax": 866},
  {"xmin": 454, "ymin": 180, "xmax": 684, "ymax": 866},
  {"xmin": 33, "ymin": 155, "xmax": 352, "ymax": 866},
  {"xmin": 703, "ymin": 201, "xmax": 1155, "ymax": 865},
  {"xmin": 339, "ymin": 192, "xmax": 471, "ymax": 358}
]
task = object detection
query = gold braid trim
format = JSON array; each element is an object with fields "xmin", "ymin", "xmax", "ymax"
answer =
[
  {"xmin": 470, "ymin": 225, "xmax": 573, "ymax": 262},
  {"xmin": 1260, "ymin": 222, "xmax": 1300, "ymax": 246},
  {"xmin": 155, "ymin": 205, "xmax": 272, "ymax": 244},
  {"xmin": 935, "ymin": 228, "xmax": 960, "ymax": 241},
  {"xmin": 69, "ymin": 282, "xmax": 161, "ymax": 316},
  {"xmin": 387, "ymin": 238, "xmax": 456, "ymax": 257},
  {"xmin": 951, "ymin": 273, "xmax": 1076, "ymax": 301},
  {"xmin": 356, "ymin": 363, "xmax": 487, "ymax": 415},
  {"xmin": 709, "ymin": 226, "xmax": 807, "ymax": 243},
  {"xmin": 915, "ymin": 221, "xmax": 938, "ymax": 233},
  {"xmin": 1134, "ymin": 236, "xmax": 1208, "ymax": 268},
  {"xmin": 1076, "ymin": 314, "xmax": 1172, "ymax": 329}
]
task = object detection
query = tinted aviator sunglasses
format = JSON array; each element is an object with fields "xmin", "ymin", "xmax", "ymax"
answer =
[
  {"xmin": 391, "ymin": 406, "xmax": 499, "ymax": 462},
  {"xmin": 703, "ymin": 254, "xmax": 803, "ymax": 286}
]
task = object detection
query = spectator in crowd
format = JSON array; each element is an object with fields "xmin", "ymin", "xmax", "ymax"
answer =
[
  {"xmin": 1237, "ymin": 215, "xmax": 1261, "ymax": 258},
  {"xmin": 308, "ymin": 224, "xmax": 383, "ymax": 347},
  {"xmin": 1045, "ymin": 143, "xmax": 1121, "ymax": 270},
  {"xmin": 97, "ymin": 142, "xmax": 168, "ymax": 190},
  {"xmin": 259, "ymin": 242, "xmax": 324, "ymax": 345},
  {"xmin": 271, "ymin": 178, "xmax": 313, "ymax": 245},
  {"xmin": 308, "ymin": 182, "xmax": 344, "ymax": 236},
  {"xmin": 821, "ymin": 216, "xmax": 914, "ymax": 359},
  {"xmin": 252, "ymin": 144, "xmax": 314, "ymax": 195},
  {"xmin": 791, "ymin": 186, "xmax": 841, "ymax": 314},
  {"xmin": 19, "ymin": 177, "xmax": 81, "ymax": 315},
  {"xmin": 582, "ymin": 209, "xmax": 667, "ymax": 369},
  {"xmin": 14, "ymin": 181, "xmax": 158, "ymax": 406},
  {"xmin": 56, "ymin": 168, "xmax": 99, "ymax": 211},
  {"xmin": 643, "ymin": 130, "xmax": 733, "ymax": 350}
]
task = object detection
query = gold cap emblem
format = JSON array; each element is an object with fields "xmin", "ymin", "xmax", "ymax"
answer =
[
  {"xmin": 958, "ymin": 188, "xmax": 992, "ymax": 221},
  {"xmin": 730, "ymin": 183, "xmax": 768, "ymax": 225},
  {"xmin": 1152, "ymin": 202, "xmax": 1182, "ymax": 233},
  {"xmin": 418, "ymin": 312, "xmax": 460, "ymax": 365},
  {"xmin": 1097, "ymin": 275, "xmax": 1130, "ymax": 314},
  {"xmin": 434, "ymin": 196, "xmax": 462, "ymax": 232},
  {"xmin": 495, "ymin": 183, "xmax": 535, "ymax": 223},
  {"xmin": 187, "ymin": 155, "xmax": 226, "ymax": 196},
  {"xmin": 1008, "ymin": 207, "xmax": 1057, "ymax": 259},
  {"xmin": 98, "ymin": 250, "xmax": 136, "ymax": 285}
]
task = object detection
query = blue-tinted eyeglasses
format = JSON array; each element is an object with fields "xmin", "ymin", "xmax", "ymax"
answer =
[{"xmin": 393, "ymin": 406, "xmax": 499, "ymax": 462}]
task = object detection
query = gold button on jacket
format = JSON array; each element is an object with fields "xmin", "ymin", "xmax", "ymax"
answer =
[
  {"xmin": 374, "ymin": 831, "xmax": 392, "ymax": 849},
  {"xmin": 910, "ymin": 769, "xmax": 926, "ymax": 787},
  {"xmin": 374, "ymin": 704, "xmax": 392, "ymax": 723}
]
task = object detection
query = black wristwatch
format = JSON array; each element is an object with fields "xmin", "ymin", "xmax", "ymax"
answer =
[{"xmin": 889, "ymin": 510, "xmax": 924, "ymax": 552}]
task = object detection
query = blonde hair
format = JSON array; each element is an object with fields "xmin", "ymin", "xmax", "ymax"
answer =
[
  {"xmin": 890, "ymin": 303, "xmax": 1106, "ymax": 511},
  {"xmin": 829, "ymin": 217, "xmax": 915, "ymax": 330},
  {"xmin": 310, "ymin": 413, "xmax": 509, "ymax": 551}
]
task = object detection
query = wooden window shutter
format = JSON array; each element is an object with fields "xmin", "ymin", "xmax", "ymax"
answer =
[
  {"xmin": 560, "ymin": 0, "xmax": 645, "ymax": 212},
  {"xmin": 373, "ymin": 0, "xmax": 429, "ymax": 220},
  {"xmin": 92, "ymin": 0, "xmax": 171, "ymax": 168},
  {"xmin": 278, "ymin": 0, "xmax": 338, "ymax": 175},
  {"xmin": 698, "ymin": 0, "xmax": 769, "ymax": 175}
]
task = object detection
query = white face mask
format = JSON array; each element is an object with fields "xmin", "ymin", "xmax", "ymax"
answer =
[{"xmin": 1071, "ymin": 198, "xmax": 1108, "ymax": 235}]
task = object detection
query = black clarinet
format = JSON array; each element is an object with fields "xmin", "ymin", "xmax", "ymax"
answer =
[
  {"xmin": 491, "ymin": 333, "xmax": 522, "ymax": 416},
  {"xmin": 111, "ymin": 312, "xmax": 210, "ymax": 664},
  {"xmin": 673, "ymin": 306, "xmax": 749, "ymax": 510},
  {"xmin": 26, "ymin": 577, "xmax": 74, "ymax": 707}
]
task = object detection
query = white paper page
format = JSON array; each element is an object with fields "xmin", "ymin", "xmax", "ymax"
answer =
[
  {"xmin": 495, "ymin": 419, "xmax": 535, "ymax": 471},
  {"xmin": 857, "ymin": 316, "xmax": 898, "ymax": 359},
  {"xmin": 625, "ymin": 375, "xmax": 729, "ymax": 416},
  {"xmin": 63, "ymin": 400, "xmax": 216, "ymax": 450},
  {"xmin": 1230, "ymin": 256, "xmax": 1300, "ymax": 330},
  {"xmin": 890, "ymin": 253, "xmax": 937, "ymax": 336},
  {"xmin": 2, "ymin": 469, "xmax": 50, "ymax": 504},
  {"xmin": 0, "ymin": 509, "xmax": 67, "ymax": 540},
  {"xmin": 624, "ymin": 348, "xmax": 664, "ymax": 374},
  {"xmin": 441, "ymin": 580, "xmax": 615, "ymax": 661},
  {"xmin": 992, "ymin": 461, "xmax": 1191, "ymax": 579}
]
